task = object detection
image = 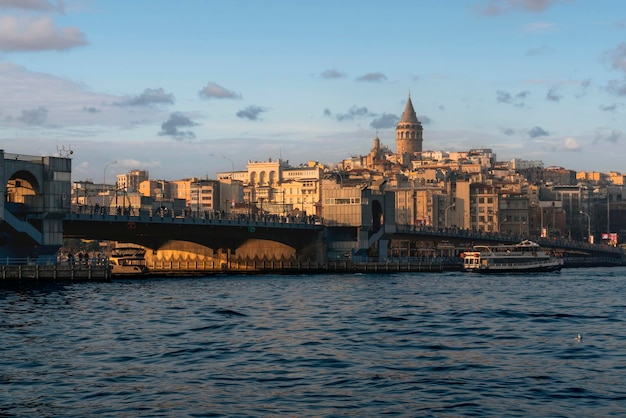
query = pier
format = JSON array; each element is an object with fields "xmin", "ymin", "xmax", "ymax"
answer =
[{"xmin": 0, "ymin": 263, "xmax": 110, "ymax": 282}]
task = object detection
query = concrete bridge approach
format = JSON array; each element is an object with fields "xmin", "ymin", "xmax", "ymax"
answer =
[{"xmin": 0, "ymin": 150, "xmax": 70, "ymax": 261}]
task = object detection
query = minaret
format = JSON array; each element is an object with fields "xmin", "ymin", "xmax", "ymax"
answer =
[{"xmin": 396, "ymin": 93, "xmax": 423, "ymax": 155}]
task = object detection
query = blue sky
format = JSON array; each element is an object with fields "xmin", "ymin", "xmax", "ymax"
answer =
[{"xmin": 1, "ymin": 0, "xmax": 625, "ymax": 181}]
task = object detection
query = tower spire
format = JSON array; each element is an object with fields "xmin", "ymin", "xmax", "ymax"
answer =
[{"xmin": 396, "ymin": 91, "xmax": 423, "ymax": 158}]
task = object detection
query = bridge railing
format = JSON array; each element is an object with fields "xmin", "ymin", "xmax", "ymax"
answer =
[
  {"xmin": 394, "ymin": 224, "xmax": 625, "ymax": 256},
  {"xmin": 0, "ymin": 256, "xmax": 58, "ymax": 266},
  {"xmin": 69, "ymin": 205, "xmax": 324, "ymax": 229}
]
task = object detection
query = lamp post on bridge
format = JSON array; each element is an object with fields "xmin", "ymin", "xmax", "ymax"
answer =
[
  {"xmin": 444, "ymin": 203, "xmax": 455, "ymax": 228},
  {"xmin": 222, "ymin": 155, "xmax": 234, "ymax": 180},
  {"xmin": 580, "ymin": 210, "xmax": 591, "ymax": 243},
  {"xmin": 103, "ymin": 160, "xmax": 117, "ymax": 208}
]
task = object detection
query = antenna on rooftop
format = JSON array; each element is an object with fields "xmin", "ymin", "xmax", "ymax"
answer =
[{"xmin": 57, "ymin": 144, "xmax": 74, "ymax": 158}]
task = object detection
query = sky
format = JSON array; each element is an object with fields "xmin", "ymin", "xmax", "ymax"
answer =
[{"xmin": 1, "ymin": 0, "xmax": 626, "ymax": 182}]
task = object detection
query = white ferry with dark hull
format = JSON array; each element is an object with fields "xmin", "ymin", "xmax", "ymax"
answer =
[
  {"xmin": 109, "ymin": 246, "xmax": 149, "ymax": 276},
  {"xmin": 462, "ymin": 240, "xmax": 563, "ymax": 273}
]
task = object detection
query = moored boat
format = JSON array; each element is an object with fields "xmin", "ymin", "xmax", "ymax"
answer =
[
  {"xmin": 109, "ymin": 246, "xmax": 149, "ymax": 276},
  {"xmin": 462, "ymin": 240, "xmax": 563, "ymax": 273}
]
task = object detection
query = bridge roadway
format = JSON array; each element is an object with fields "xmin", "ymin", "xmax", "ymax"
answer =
[
  {"xmin": 394, "ymin": 225, "xmax": 625, "ymax": 264},
  {"xmin": 63, "ymin": 210, "xmax": 625, "ymax": 264},
  {"xmin": 63, "ymin": 210, "xmax": 324, "ymax": 257}
]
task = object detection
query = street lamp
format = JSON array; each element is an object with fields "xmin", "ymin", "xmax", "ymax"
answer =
[
  {"xmin": 103, "ymin": 160, "xmax": 117, "ymax": 207},
  {"xmin": 580, "ymin": 210, "xmax": 592, "ymax": 244},
  {"xmin": 222, "ymin": 155, "xmax": 234, "ymax": 179},
  {"xmin": 444, "ymin": 203, "xmax": 455, "ymax": 228},
  {"xmin": 532, "ymin": 202, "xmax": 546, "ymax": 238},
  {"xmin": 498, "ymin": 217, "xmax": 511, "ymax": 234},
  {"xmin": 222, "ymin": 155, "xmax": 235, "ymax": 215}
]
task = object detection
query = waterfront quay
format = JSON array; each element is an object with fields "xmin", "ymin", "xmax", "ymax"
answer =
[
  {"xmin": 0, "ymin": 263, "xmax": 110, "ymax": 282},
  {"xmin": 140, "ymin": 257, "xmax": 461, "ymax": 276}
]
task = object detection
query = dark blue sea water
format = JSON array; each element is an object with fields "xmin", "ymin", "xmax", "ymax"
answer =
[{"xmin": 1, "ymin": 268, "xmax": 626, "ymax": 417}]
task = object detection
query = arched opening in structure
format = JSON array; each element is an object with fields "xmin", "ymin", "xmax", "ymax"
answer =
[{"xmin": 5, "ymin": 170, "xmax": 42, "ymax": 216}]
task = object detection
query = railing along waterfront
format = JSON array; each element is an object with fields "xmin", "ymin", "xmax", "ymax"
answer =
[
  {"xmin": 144, "ymin": 256, "xmax": 461, "ymax": 275},
  {"xmin": 394, "ymin": 224, "xmax": 625, "ymax": 256},
  {"xmin": 0, "ymin": 258, "xmax": 110, "ymax": 281}
]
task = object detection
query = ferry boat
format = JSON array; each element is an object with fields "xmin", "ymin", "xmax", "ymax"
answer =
[
  {"xmin": 462, "ymin": 240, "xmax": 563, "ymax": 273},
  {"xmin": 108, "ymin": 246, "xmax": 149, "ymax": 276}
]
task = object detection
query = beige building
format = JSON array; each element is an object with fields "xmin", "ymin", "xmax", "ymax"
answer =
[
  {"xmin": 116, "ymin": 170, "xmax": 149, "ymax": 192},
  {"xmin": 190, "ymin": 179, "xmax": 220, "ymax": 215},
  {"xmin": 469, "ymin": 183, "xmax": 499, "ymax": 232},
  {"xmin": 217, "ymin": 159, "xmax": 323, "ymax": 216}
]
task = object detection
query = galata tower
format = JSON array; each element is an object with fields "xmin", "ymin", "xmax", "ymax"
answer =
[{"xmin": 396, "ymin": 93, "xmax": 423, "ymax": 155}]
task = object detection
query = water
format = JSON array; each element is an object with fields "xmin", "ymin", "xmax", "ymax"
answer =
[{"xmin": 2, "ymin": 268, "xmax": 626, "ymax": 417}]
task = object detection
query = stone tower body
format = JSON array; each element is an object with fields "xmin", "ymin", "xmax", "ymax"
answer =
[{"xmin": 396, "ymin": 94, "xmax": 423, "ymax": 155}]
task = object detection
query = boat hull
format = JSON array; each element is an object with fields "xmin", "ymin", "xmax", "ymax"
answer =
[{"xmin": 464, "ymin": 263, "xmax": 563, "ymax": 274}]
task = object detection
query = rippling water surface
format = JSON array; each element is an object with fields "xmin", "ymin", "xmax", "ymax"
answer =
[{"xmin": 2, "ymin": 268, "xmax": 626, "ymax": 417}]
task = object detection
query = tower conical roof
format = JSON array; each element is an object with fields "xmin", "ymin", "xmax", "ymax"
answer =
[{"xmin": 400, "ymin": 94, "xmax": 419, "ymax": 124}]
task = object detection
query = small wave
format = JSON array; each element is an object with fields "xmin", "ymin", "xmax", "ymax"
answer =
[{"xmin": 213, "ymin": 309, "xmax": 247, "ymax": 317}]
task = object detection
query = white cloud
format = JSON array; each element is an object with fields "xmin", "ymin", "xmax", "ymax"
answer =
[
  {"xmin": 0, "ymin": 0, "xmax": 64, "ymax": 12},
  {"xmin": 0, "ymin": 16, "xmax": 87, "ymax": 52},
  {"xmin": 563, "ymin": 136, "xmax": 582, "ymax": 151},
  {"xmin": 0, "ymin": 62, "xmax": 170, "ymax": 128}
]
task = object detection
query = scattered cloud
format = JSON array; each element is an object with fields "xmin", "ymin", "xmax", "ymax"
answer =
[
  {"xmin": 18, "ymin": 106, "xmax": 47, "ymax": 125},
  {"xmin": 546, "ymin": 85, "xmax": 563, "ymax": 102},
  {"xmin": 528, "ymin": 126, "xmax": 549, "ymax": 137},
  {"xmin": 525, "ymin": 45, "xmax": 553, "ymax": 56},
  {"xmin": 474, "ymin": 0, "xmax": 572, "ymax": 17},
  {"xmin": 605, "ymin": 42, "xmax": 626, "ymax": 72},
  {"xmin": 496, "ymin": 90, "xmax": 530, "ymax": 106},
  {"xmin": 0, "ymin": 62, "xmax": 170, "ymax": 128},
  {"xmin": 370, "ymin": 113, "xmax": 398, "ymax": 129},
  {"xmin": 523, "ymin": 21, "xmax": 556, "ymax": 33},
  {"xmin": 0, "ymin": 16, "xmax": 87, "ymax": 52},
  {"xmin": 562, "ymin": 136, "xmax": 582, "ymax": 151},
  {"xmin": 335, "ymin": 106, "xmax": 376, "ymax": 122},
  {"xmin": 603, "ymin": 43, "xmax": 626, "ymax": 96},
  {"xmin": 118, "ymin": 158, "xmax": 162, "ymax": 170},
  {"xmin": 198, "ymin": 82, "xmax": 241, "ymax": 99},
  {"xmin": 356, "ymin": 72, "xmax": 387, "ymax": 82},
  {"xmin": 236, "ymin": 105, "xmax": 266, "ymax": 121},
  {"xmin": 115, "ymin": 88, "xmax": 175, "ymax": 107},
  {"xmin": 158, "ymin": 112, "xmax": 199, "ymax": 140},
  {"xmin": 502, "ymin": 128, "xmax": 516, "ymax": 136},
  {"xmin": 320, "ymin": 68, "xmax": 346, "ymax": 79},
  {"xmin": 599, "ymin": 103, "xmax": 620, "ymax": 112},
  {"xmin": 574, "ymin": 78, "xmax": 591, "ymax": 98},
  {"xmin": 0, "ymin": 0, "xmax": 64, "ymax": 12},
  {"xmin": 418, "ymin": 115, "xmax": 433, "ymax": 125},
  {"xmin": 594, "ymin": 129, "xmax": 621, "ymax": 144},
  {"xmin": 606, "ymin": 79, "xmax": 626, "ymax": 96}
]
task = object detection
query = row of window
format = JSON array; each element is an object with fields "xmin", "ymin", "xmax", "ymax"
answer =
[{"xmin": 324, "ymin": 198, "xmax": 362, "ymax": 205}]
